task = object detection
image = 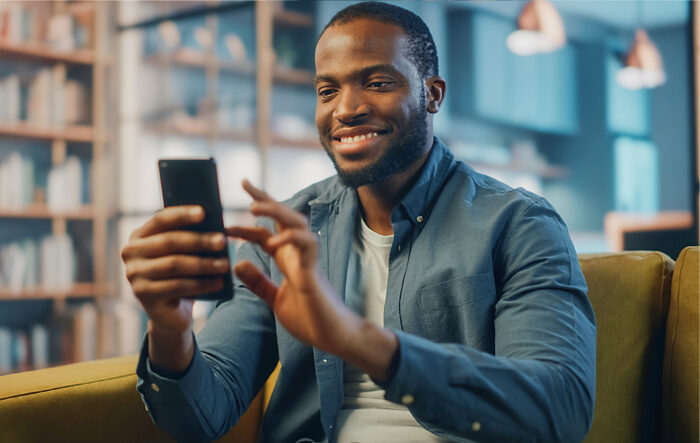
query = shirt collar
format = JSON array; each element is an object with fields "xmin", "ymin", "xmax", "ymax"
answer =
[{"xmin": 392, "ymin": 136, "xmax": 456, "ymax": 227}]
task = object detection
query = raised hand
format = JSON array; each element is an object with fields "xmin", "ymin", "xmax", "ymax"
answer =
[{"xmin": 228, "ymin": 180, "xmax": 363, "ymax": 357}]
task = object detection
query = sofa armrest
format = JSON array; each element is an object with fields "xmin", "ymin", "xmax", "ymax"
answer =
[
  {"xmin": 663, "ymin": 246, "xmax": 699, "ymax": 443},
  {"xmin": 0, "ymin": 354, "xmax": 263, "ymax": 442}
]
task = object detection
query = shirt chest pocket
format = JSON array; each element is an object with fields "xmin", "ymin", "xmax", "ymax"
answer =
[{"xmin": 417, "ymin": 273, "xmax": 497, "ymax": 347}]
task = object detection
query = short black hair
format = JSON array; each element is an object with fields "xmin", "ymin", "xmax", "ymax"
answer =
[{"xmin": 320, "ymin": 1, "xmax": 439, "ymax": 79}]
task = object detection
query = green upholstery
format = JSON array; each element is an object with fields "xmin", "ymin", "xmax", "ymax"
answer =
[
  {"xmin": 0, "ymin": 251, "xmax": 697, "ymax": 442},
  {"xmin": 662, "ymin": 246, "xmax": 699, "ymax": 443},
  {"xmin": 580, "ymin": 251, "xmax": 674, "ymax": 443}
]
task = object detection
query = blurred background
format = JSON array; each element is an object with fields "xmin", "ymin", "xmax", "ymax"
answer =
[{"xmin": 0, "ymin": 0, "xmax": 697, "ymax": 374}]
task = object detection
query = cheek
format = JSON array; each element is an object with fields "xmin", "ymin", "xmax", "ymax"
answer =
[{"xmin": 315, "ymin": 103, "xmax": 329, "ymax": 133}]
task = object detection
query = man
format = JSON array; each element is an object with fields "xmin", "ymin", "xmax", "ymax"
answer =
[{"xmin": 121, "ymin": 2, "xmax": 596, "ymax": 442}]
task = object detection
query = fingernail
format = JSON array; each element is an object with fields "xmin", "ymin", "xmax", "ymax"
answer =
[
  {"xmin": 211, "ymin": 233, "xmax": 224, "ymax": 246},
  {"xmin": 213, "ymin": 259, "xmax": 229, "ymax": 269},
  {"xmin": 190, "ymin": 207, "xmax": 203, "ymax": 217}
]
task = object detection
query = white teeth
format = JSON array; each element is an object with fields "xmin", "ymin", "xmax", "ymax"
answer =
[{"xmin": 339, "ymin": 132, "xmax": 379, "ymax": 144}]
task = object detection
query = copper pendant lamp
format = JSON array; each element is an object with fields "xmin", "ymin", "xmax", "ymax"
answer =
[
  {"xmin": 616, "ymin": 29, "xmax": 666, "ymax": 90},
  {"xmin": 507, "ymin": 0, "xmax": 566, "ymax": 56}
]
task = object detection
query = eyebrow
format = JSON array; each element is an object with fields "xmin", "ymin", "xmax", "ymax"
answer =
[{"xmin": 313, "ymin": 63, "xmax": 404, "ymax": 87}]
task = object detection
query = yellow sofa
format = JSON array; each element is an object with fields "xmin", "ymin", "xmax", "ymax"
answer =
[{"xmin": 1, "ymin": 248, "xmax": 697, "ymax": 442}]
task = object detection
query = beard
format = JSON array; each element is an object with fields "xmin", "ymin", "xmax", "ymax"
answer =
[{"xmin": 320, "ymin": 93, "xmax": 428, "ymax": 189}]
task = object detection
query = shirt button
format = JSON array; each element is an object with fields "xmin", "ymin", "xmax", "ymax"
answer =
[
  {"xmin": 317, "ymin": 231, "xmax": 321, "ymax": 235},
  {"xmin": 144, "ymin": 405, "xmax": 149, "ymax": 412},
  {"xmin": 151, "ymin": 383, "xmax": 160, "ymax": 392},
  {"xmin": 416, "ymin": 215, "xmax": 424, "ymax": 223},
  {"xmin": 397, "ymin": 245, "xmax": 402, "ymax": 252},
  {"xmin": 401, "ymin": 394, "xmax": 414, "ymax": 405},
  {"xmin": 472, "ymin": 421, "xmax": 481, "ymax": 432},
  {"xmin": 322, "ymin": 358, "xmax": 328, "ymax": 364}
]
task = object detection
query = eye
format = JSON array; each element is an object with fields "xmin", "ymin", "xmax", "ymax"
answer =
[
  {"xmin": 367, "ymin": 80, "xmax": 393, "ymax": 89},
  {"xmin": 317, "ymin": 88, "xmax": 337, "ymax": 98}
]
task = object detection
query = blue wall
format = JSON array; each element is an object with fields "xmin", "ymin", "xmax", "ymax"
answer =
[
  {"xmin": 539, "ymin": 41, "xmax": 614, "ymax": 232},
  {"xmin": 651, "ymin": 25, "xmax": 693, "ymax": 211}
]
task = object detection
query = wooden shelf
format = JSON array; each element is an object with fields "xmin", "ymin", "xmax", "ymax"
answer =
[
  {"xmin": 0, "ymin": 283, "xmax": 102, "ymax": 300},
  {"xmin": 144, "ymin": 120, "xmax": 255, "ymax": 142},
  {"xmin": 271, "ymin": 135, "xmax": 321, "ymax": 150},
  {"xmin": 0, "ymin": 205, "xmax": 93, "ymax": 220},
  {"xmin": 273, "ymin": 9, "xmax": 314, "ymax": 28},
  {"xmin": 0, "ymin": 42, "xmax": 95, "ymax": 65},
  {"xmin": 145, "ymin": 51, "xmax": 256, "ymax": 78},
  {"xmin": 0, "ymin": 123, "xmax": 94, "ymax": 142},
  {"xmin": 144, "ymin": 53, "xmax": 312, "ymax": 86},
  {"xmin": 273, "ymin": 65, "xmax": 315, "ymax": 86}
]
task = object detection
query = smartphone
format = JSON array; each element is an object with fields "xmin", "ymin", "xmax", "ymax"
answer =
[{"xmin": 158, "ymin": 158, "xmax": 233, "ymax": 301}]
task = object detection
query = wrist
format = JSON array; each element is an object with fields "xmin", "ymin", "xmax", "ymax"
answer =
[
  {"xmin": 148, "ymin": 321, "xmax": 194, "ymax": 375},
  {"xmin": 340, "ymin": 319, "xmax": 399, "ymax": 382}
]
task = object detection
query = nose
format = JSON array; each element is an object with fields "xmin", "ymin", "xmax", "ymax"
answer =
[{"xmin": 332, "ymin": 88, "xmax": 369, "ymax": 123}]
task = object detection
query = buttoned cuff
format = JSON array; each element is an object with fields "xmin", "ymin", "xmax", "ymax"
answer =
[
  {"xmin": 373, "ymin": 329, "xmax": 452, "ymax": 411},
  {"xmin": 135, "ymin": 332, "xmax": 208, "ymax": 406}
]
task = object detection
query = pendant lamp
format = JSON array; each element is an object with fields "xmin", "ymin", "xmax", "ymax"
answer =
[
  {"xmin": 616, "ymin": 29, "xmax": 666, "ymax": 90},
  {"xmin": 507, "ymin": 0, "xmax": 566, "ymax": 56}
]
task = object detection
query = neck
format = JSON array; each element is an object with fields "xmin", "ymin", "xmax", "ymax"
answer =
[{"xmin": 356, "ymin": 149, "xmax": 431, "ymax": 236}]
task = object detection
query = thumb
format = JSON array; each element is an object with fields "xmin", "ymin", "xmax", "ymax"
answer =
[{"xmin": 234, "ymin": 261, "xmax": 278, "ymax": 306}]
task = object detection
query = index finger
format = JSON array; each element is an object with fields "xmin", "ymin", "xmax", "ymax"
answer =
[
  {"xmin": 131, "ymin": 205, "xmax": 204, "ymax": 239},
  {"xmin": 242, "ymin": 179, "xmax": 275, "ymax": 203}
]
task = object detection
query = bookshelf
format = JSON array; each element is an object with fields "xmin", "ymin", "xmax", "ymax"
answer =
[
  {"xmin": 0, "ymin": 1, "xmax": 117, "ymax": 374},
  {"xmin": 113, "ymin": 0, "xmax": 333, "ymax": 355}
]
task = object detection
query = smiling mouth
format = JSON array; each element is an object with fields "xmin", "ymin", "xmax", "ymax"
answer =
[
  {"xmin": 333, "ymin": 129, "xmax": 389, "ymax": 144},
  {"xmin": 336, "ymin": 131, "xmax": 380, "ymax": 144}
]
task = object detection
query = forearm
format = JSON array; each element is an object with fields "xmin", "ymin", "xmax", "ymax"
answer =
[
  {"xmin": 147, "ymin": 321, "xmax": 195, "ymax": 376},
  {"xmin": 378, "ymin": 330, "xmax": 595, "ymax": 442}
]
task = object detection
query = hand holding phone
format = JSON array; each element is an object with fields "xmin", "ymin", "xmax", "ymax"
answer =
[{"xmin": 158, "ymin": 158, "xmax": 234, "ymax": 301}]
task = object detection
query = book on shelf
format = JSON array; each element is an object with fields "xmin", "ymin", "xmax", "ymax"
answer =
[
  {"xmin": 0, "ymin": 305, "xmax": 97, "ymax": 374},
  {"xmin": 0, "ymin": 323, "xmax": 49, "ymax": 375},
  {"xmin": 0, "ymin": 234, "xmax": 76, "ymax": 293},
  {"xmin": 0, "ymin": 151, "xmax": 89, "ymax": 212},
  {"xmin": 0, "ymin": 74, "xmax": 20, "ymax": 123},
  {"xmin": 0, "ymin": 151, "xmax": 34, "ymax": 209},
  {"xmin": 47, "ymin": 155, "xmax": 84, "ymax": 211},
  {"xmin": 0, "ymin": 69, "xmax": 90, "ymax": 128},
  {"xmin": 0, "ymin": 3, "xmax": 91, "ymax": 51},
  {"xmin": 23, "ymin": 68, "xmax": 90, "ymax": 127}
]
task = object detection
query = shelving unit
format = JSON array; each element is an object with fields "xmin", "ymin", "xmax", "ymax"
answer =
[
  {"xmin": 0, "ymin": 1, "xmax": 117, "ymax": 374},
  {"xmin": 111, "ymin": 0, "xmax": 331, "ymax": 355}
]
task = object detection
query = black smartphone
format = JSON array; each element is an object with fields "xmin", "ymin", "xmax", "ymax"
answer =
[{"xmin": 158, "ymin": 158, "xmax": 233, "ymax": 301}]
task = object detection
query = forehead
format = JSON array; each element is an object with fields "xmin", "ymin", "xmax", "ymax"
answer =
[{"xmin": 315, "ymin": 18, "xmax": 415, "ymax": 79}]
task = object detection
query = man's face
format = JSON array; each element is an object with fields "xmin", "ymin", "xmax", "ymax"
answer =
[{"xmin": 314, "ymin": 18, "xmax": 430, "ymax": 188}]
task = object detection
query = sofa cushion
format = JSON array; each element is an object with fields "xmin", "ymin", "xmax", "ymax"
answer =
[
  {"xmin": 663, "ymin": 246, "xmax": 699, "ymax": 443},
  {"xmin": 0, "ymin": 354, "xmax": 262, "ymax": 442},
  {"xmin": 579, "ymin": 251, "xmax": 674, "ymax": 443}
]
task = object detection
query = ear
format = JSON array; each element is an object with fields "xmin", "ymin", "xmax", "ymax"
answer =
[{"xmin": 425, "ymin": 76, "xmax": 446, "ymax": 114}]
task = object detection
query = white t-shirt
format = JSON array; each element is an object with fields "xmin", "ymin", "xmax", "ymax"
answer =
[{"xmin": 335, "ymin": 216, "xmax": 449, "ymax": 443}]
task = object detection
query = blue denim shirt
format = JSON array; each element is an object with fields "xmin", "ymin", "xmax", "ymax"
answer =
[{"xmin": 136, "ymin": 138, "xmax": 596, "ymax": 442}]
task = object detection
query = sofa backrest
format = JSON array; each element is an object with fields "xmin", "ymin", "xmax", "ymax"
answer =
[
  {"xmin": 579, "ymin": 251, "xmax": 674, "ymax": 443},
  {"xmin": 662, "ymin": 246, "xmax": 699, "ymax": 443}
]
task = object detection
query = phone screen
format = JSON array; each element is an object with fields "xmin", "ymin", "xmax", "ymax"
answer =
[{"xmin": 158, "ymin": 158, "xmax": 234, "ymax": 301}]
